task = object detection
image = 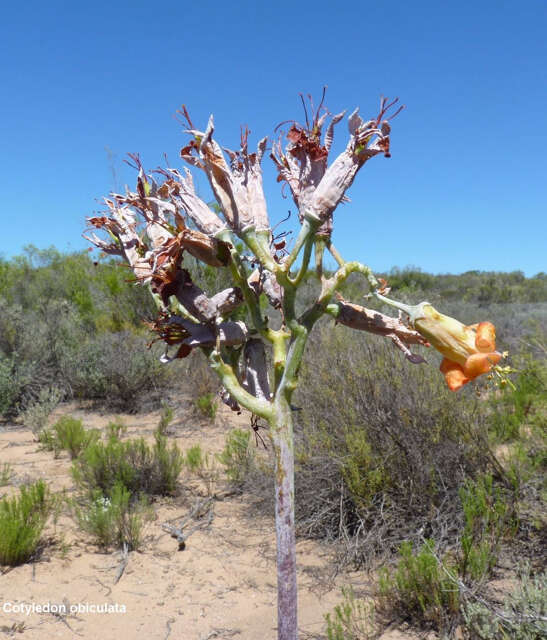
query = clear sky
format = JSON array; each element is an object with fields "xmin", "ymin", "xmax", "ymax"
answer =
[{"xmin": 1, "ymin": 0, "xmax": 546, "ymax": 275}]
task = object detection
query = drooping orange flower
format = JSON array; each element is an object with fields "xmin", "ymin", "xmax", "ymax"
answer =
[
  {"xmin": 413, "ymin": 307, "xmax": 501, "ymax": 391},
  {"xmin": 375, "ymin": 294, "xmax": 503, "ymax": 391}
]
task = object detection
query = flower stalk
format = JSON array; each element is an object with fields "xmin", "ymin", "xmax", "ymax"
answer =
[{"xmin": 85, "ymin": 94, "xmax": 510, "ymax": 640}]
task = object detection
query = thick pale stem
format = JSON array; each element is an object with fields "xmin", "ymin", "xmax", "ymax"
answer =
[{"xmin": 270, "ymin": 398, "xmax": 297, "ymax": 640}]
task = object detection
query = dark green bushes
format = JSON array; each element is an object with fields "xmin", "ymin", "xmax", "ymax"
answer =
[
  {"xmin": 70, "ymin": 422, "xmax": 183, "ymax": 550},
  {"xmin": 72, "ymin": 427, "xmax": 184, "ymax": 499},
  {"xmin": 217, "ymin": 428, "xmax": 254, "ymax": 485},
  {"xmin": 0, "ymin": 480, "xmax": 55, "ymax": 566},
  {"xmin": 60, "ymin": 331, "xmax": 168, "ymax": 411},
  {"xmin": 378, "ymin": 540, "xmax": 460, "ymax": 631},
  {"xmin": 39, "ymin": 415, "xmax": 99, "ymax": 459},
  {"xmin": 74, "ymin": 483, "xmax": 150, "ymax": 551}
]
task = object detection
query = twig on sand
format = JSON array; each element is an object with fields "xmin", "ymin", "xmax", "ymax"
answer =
[
  {"xmin": 164, "ymin": 618, "xmax": 174, "ymax": 640},
  {"xmin": 161, "ymin": 497, "xmax": 214, "ymax": 550},
  {"xmin": 200, "ymin": 629, "xmax": 241, "ymax": 640},
  {"xmin": 47, "ymin": 599, "xmax": 83, "ymax": 636},
  {"xmin": 113, "ymin": 543, "xmax": 129, "ymax": 584}
]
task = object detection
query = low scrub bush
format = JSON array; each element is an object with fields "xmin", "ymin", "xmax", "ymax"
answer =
[
  {"xmin": 0, "ymin": 463, "xmax": 13, "ymax": 486},
  {"xmin": 40, "ymin": 415, "xmax": 99, "ymax": 459},
  {"xmin": 377, "ymin": 539, "xmax": 460, "ymax": 632},
  {"xmin": 458, "ymin": 475, "xmax": 516, "ymax": 583},
  {"xmin": 488, "ymin": 357, "xmax": 546, "ymax": 442},
  {"xmin": 59, "ymin": 331, "xmax": 169, "ymax": 412},
  {"xmin": 293, "ymin": 324, "xmax": 493, "ymax": 566},
  {"xmin": 217, "ymin": 428, "xmax": 254, "ymax": 485},
  {"xmin": 20, "ymin": 386, "xmax": 63, "ymax": 437},
  {"xmin": 184, "ymin": 444, "xmax": 218, "ymax": 495},
  {"xmin": 75, "ymin": 483, "xmax": 150, "ymax": 550},
  {"xmin": 156, "ymin": 402, "xmax": 174, "ymax": 436},
  {"xmin": 195, "ymin": 393, "xmax": 217, "ymax": 420},
  {"xmin": 325, "ymin": 586, "xmax": 376, "ymax": 640},
  {"xmin": 0, "ymin": 480, "xmax": 55, "ymax": 566},
  {"xmin": 73, "ymin": 429, "xmax": 183, "ymax": 499},
  {"xmin": 462, "ymin": 564, "xmax": 547, "ymax": 639}
]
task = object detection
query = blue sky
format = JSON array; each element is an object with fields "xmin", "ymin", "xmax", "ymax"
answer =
[{"xmin": 1, "ymin": 0, "xmax": 546, "ymax": 275}]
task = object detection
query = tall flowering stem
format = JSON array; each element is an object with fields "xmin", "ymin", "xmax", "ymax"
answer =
[{"xmin": 85, "ymin": 94, "xmax": 500, "ymax": 640}]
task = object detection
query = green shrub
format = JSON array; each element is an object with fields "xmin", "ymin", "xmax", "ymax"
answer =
[
  {"xmin": 217, "ymin": 428, "xmax": 253, "ymax": 485},
  {"xmin": 75, "ymin": 483, "xmax": 150, "ymax": 550},
  {"xmin": 339, "ymin": 427, "xmax": 390, "ymax": 509},
  {"xmin": 459, "ymin": 475, "xmax": 515, "ymax": 582},
  {"xmin": 104, "ymin": 419, "xmax": 127, "ymax": 441},
  {"xmin": 325, "ymin": 586, "xmax": 376, "ymax": 640},
  {"xmin": 294, "ymin": 325, "xmax": 492, "ymax": 565},
  {"xmin": 53, "ymin": 416, "xmax": 99, "ymax": 459},
  {"xmin": 0, "ymin": 463, "xmax": 13, "ymax": 486},
  {"xmin": 73, "ymin": 430, "xmax": 183, "ymax": 499},
  {"xmin": 38, "ymin": 415, "xmax": 98, "ymax": 459},
  {"xmin": 462, "ymin": 565, "xmax": 547, "ymax": 639},
  {"xmin": 184, "ymin": 444, "xmax": 218, "ymax": 496},
  {"xmin": 20, "ymin": 386, "xmax": 63, "ymax": 437},
  {"xmin": 0, "ymin": 353, "xmax": 33, "ymax": 419},
  {"xmin": 0, "ymin": 480, "xmax": 55, "ymax": 566},
  {"xmin": 489, "ymin": 358, "xmax": 546, "ymax": 442},
  {"xmin": 157, "ymin": 402, "xmax": 174, "ymax": 436},
  {"xmin": 377, "ymin": 539, "xmax": 460, "ymax": 632},
  {"xmin": 185, "ymin": 444, "xmax": 206, "ymax": 473},
  {"xmin": 195, "ymin": 393, "xmax": 217, "ymax": 420}
]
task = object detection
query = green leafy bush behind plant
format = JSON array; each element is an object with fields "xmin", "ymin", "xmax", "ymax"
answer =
[
  {"xmin": 458, "ymin": 475, "xmax": 516, "ymax": 583},
  {"xmin": 73, "ymin": 427, "xmax": 183, "ymax": 499},
  {"xmin": 195, "ymin": 393, "xmax": 217, "ymax": 420},
  {"xmin": 0, "ymin": 480, "xmax": 55, "ymax": 566},
  {"xmin": 325, "ymin": 586, "xmax": 376, "ymax": 640},
  {"xmin": 217, "ymin": 428, "xmax": 254, "ymax": 485},
  {"xmin": 378, "ymin": 539, "xmax": 460, "ymax": 632},
  {"xmin": 74, "ymin": 482, "xmax": 150, "ymax": 550},
  {"xmin": 293, "ymin": 324, "xmax": 493, "ymax": 564},
  {"xmin": 462, "ymin": 564, "xmax": 547, "ymax": 640},
  {"xmin": 39, "ymin": 415, "xmax": 99, "ymax": 459}
]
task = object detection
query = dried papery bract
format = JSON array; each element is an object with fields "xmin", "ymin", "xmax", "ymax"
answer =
[{"xmin": 85, "ymin": 94, "xmax": 504, "ymax": 640}]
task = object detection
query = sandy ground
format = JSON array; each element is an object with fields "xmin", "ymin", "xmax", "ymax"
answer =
[{"xmin": 0, "ymin": 403, "xmax": 428, "ymax": 640}]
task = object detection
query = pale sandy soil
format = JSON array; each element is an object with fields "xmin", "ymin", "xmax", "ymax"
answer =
[{"xmin": 0, "ymin": 403, "xmax": 429, "ymax": 640}]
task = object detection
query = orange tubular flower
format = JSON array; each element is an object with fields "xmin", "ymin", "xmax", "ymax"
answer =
[
  {"xmin": 414, "ymin": 308, "xmax": 501, "ymax": 391},
  {"xmin": 375, "ymin": 295, "xmax": 502, "ymax": 391}
]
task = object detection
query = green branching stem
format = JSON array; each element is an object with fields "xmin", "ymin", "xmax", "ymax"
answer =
[
  {"xmin": 167, "ymin": 296, "xmax": 200, "ymax": 323},
  {"xmin": 302, "ymin": 260, "xmax": 379, "ymax": 329},
  {"xmin": 226, "ymin": 245, "xmax": 266, "ymax": 336},
  {"xmin": 240, "ymin": 228, "xmax": 277, "ymax": 272},
  {"xmin": 288, "ymin": 232, "xmax": 315, "ymax": 286},
  {"xmin": 282, "ymin": 218, "xmax": 319, "ymax": 274},
  {"xmin": 314, "ymin": 238, "xmax": 326, "ymax": 279},
  {"xmin": 271, "ymin": 329, "xmax": 289, "ymax": 392},
  {"xmin": 326, "ymin": 240, "xmax": 345, "ymax": 267},
  {"xmin": 207, "ymin": 349, "xmax": 273, "ymax": 421}
]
